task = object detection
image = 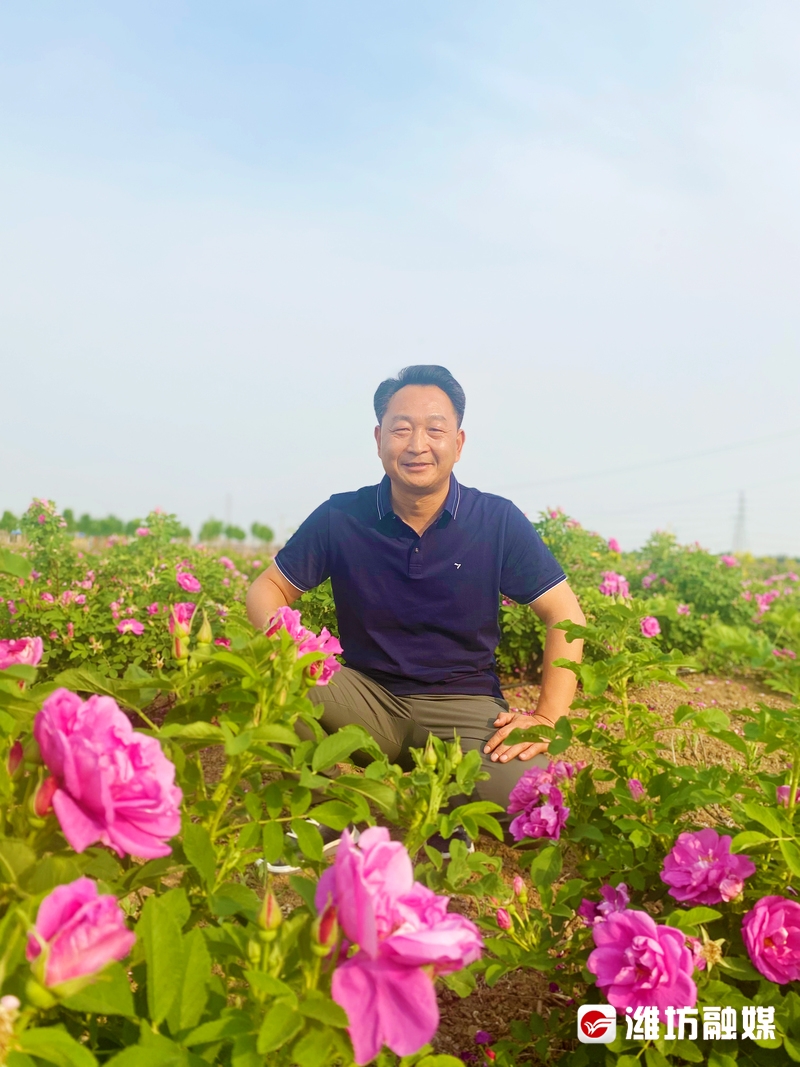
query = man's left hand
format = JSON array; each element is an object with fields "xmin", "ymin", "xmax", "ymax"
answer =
[{"xmin": 484, "ymin": 710, "xmax": 556, "ymax": 763}]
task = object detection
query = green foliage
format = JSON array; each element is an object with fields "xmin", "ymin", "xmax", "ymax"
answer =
[
  {"xmin": 224, "ymin": 524, "xmax": 246, "ymax": 541},
  {"xmin": 198, "ymin": 518, "xmax": 224, "ymax": 542},
  {"xmin": 251, "ymin": 522, "xmax": 275, "ymax": 544},
  {"xmin": 0, "ymin": 510, "xmax": 19, "ymax": 533}
]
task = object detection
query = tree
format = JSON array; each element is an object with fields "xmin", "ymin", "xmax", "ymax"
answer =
[
  {"xmin": 0, "ymin": 510, "xmax": 18, "ymax": 532},
  {"xmin": 199, "ymin": 518, "xmax": 224, "ymax": 542},
  {"xmin": 251, "ymin": 522, "xmax": 274, "ymax": 544},
  {"xmin": 224, "ymin": 524, "xmax": 246, "ymax": 542},
  {"xmin": 62, "ymin": 508, "xmax": 76, "ymax": 531}
]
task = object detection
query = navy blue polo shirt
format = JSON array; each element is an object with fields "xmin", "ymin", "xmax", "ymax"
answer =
[{"xmin": 274, "ymin": 474, "xmax": 566, "ymax": 698}]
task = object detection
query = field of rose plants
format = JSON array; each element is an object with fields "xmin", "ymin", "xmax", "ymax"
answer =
[{"xmin": 1, "ymin": 498, "xmax": 800, "ymax": 1067}]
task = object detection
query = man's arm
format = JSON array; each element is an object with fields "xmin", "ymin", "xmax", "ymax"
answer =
[
  {"xmin": 484, "ymin": 580, "xmax": 585, "ymax": 763},
  {"xmin": 245, "ymin": 564, "xmax": 305, "ymax": 630}
]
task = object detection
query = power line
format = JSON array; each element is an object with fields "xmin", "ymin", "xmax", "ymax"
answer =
[{"xmin": 498, "ymin": 426, "xmax": 800, "ymax": 491}]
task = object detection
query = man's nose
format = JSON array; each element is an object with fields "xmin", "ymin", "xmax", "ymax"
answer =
[{"xmin": 405, "ymin": 428, "xmax": 430, "ymax": 454}]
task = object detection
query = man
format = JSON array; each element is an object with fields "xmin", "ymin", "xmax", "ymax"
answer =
[{"xmin": 246, "ymin": 365, "xmax": 585, "ymax": 829}]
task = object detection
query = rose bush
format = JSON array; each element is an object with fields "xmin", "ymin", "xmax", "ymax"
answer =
[{"xmin": 1, "ymin": 498, "xmax": 799, "ymax": 1065}]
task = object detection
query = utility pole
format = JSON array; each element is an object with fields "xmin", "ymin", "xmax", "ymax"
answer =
[{"xmin": 732, "ymin": 491, "xmax": 746, "ymax": 553}]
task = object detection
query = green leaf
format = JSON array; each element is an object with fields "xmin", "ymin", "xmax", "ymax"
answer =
[
  {"xmin": 671, "ymin": 1039, "xmax": 703, "ymax": 1062},
  {"xmin": 159, "ymin": 722, "xmax": 225, "ymax": 742},
  {"xmin": 731, "ymin": 830, "xmax": 771, "ymax": 851},
  {"xmin": 17, "ymin": 1027, "xmax": 98, "ymax": 1067},
  {"xmin": 665, "ymin": 907, "xmax": 722, "ymax": 930},
  {"xmin": 417, "ymin": 1057, "xmax": 468, "ymax": 1067},
  {"xmin": 210, "ymin": 882, "xmax": 260, "ymax": 921},
  {"xmin": 184, "ymin": 1011, "xmax": 253, "ymax": 1046},
  {"xmin": 262, "ymin": 821, "xmax": 285, "ymax": 863},
  {"xmin": 331, "ymin": 774, "xmax": 396, "ymax": 813},
  {"xmin": 644, "ymin": 1050, "xmax": 671, "ymax": 1067},
  {"xmin": 289, "ymin": 875, "xmax": 318, "ymax": 911},
  {"xmin": 257, "ymin": 1001, "xmax": 304, "ymax": 1054},
  {"xmin": 298, "ymin": 996, "xmax": 349, "ymax": 1028},
  {"xmin": 579, "ymin": 663, "xmax": 611, "ymax": 696},
  {"xmin": 312, "ymin": 724, "xmax": 373, "ymax": 771},
  {"xmin": 245, "ymin": 971, "xmax": 298, "ymax": 1004},
  {"xmin": 137, "ymin": 893, "xmax": 183, "ymax": 1025},
  {"xmin": 307, "ymin": 800, "xmax": 357, "ymax": 830},
  {"xmin": 717, "ymin": 955, "xmax": 762, "ymax": 980},
  {"xmin": 291, "ymin": 818, "xmax": 323, "ymax": 862},
  {"xmin": 0, "ymin": 547, "xmax": 32, "ymax": 580},
  {"xmin": 165, "ymin": 927, "xmax": 211, "ymax": 1033},
  {"xmin": 183, "ymin": 820, "xmax": 216, "ymax": 889},
  {"xmin": 782, "ymin": 1036, "xmax": 800, "ymax": 1064},
  {"xmin": 0, "ymin": 838, "xmax": 37, "ymax": 883},
  {"xmin": 251, "ymin": 723, "xmax": 301, "ymax": 746},
  {"xmin": 290, "ymin": 1028, "xmax": 333, "ymax": 1067},
  {"xmin": 61, "ymin": 962, "xmax": 135, "ymax": 1017},
  {"xmin": 104, "ymin": 1045, "xmax": 181, "ymax": 1067},
  {"xmin": 527, "ymin": 845, "xmax": 562, "ymax": 888},
  {"xmin": 708, "ymin": 1052, "xmax": 739, "ymax": 1067},
  {"xmin": 780, "ymin": 839, "xmax": 800, "ymax": 879},
  {"xmin": 742, "ymin": 802, "xmax": 787, "ymax": 838}
]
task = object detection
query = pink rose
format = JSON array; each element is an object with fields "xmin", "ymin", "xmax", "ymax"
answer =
[
  {"xmin": 587, "ymin": 909, "xmax": 697, "ymax": 1019},
  {"xmin": 117, "ymin": 619, "xmax": 145, "ymax": 636},
  {"xmin": 660, "ymin": 829, "xmax": 755, "ymax": 905},
  {"xmin": 37, "ymin": 514, "xmax": 46, "ymax": 525},
  {"xmin": 147, "ymin": 602, "xmax": 160, "ymax": 615},
  {"xmin": 608, "ymin": 538, "xmax": 621, "ymax": 553},
  {"xmin": 677, "ymin": 603, "xmax": 691, "ymax": 616},
  {"xmin": 496, "ymin": 908, "xmax": 512, "ymax": 930},
  {"xmin": 599, "ymin": 571, "xmax": 630, "ymax": 597},
  {"xmin": 578, "ymin": 883, "xmax": 629, "ymax": 927},
  {"xmin": 509, "ymin": 785, "xmax": 569, "ymax": 842},
  {"xmin": 26, "ymin": 877, "xmax": 135, "ymax": 988},
  {"xmin": 34, "ymin": 688, "xmax": 182, "ymax": 858},
  {"xmin": 640, "ymin": 616, "xmax": 661, "ymax": 638},
  {"xmin": 641, "ymin": 572, "xmax": 658, "ymax": 589},
  {"xmin": 627, "ymin": 778, "xmax": 646, "ymax": 801},
  {"xmin": 513, "ymin": 876, "xmax": 525, "ymax": 897},
  {"xmin": 0, "ymin": 637, "xmax": 43, "ymax": 670},
  {"xmin": 316, "ymin": 827, "xmax": 482, "ymax": 1063},
  {"xmin": 218, "ymin": 556, "xmax": 236, "ymax": 570},
  {"xmin": 41, "ymin": 592, "xmax": 54, "ymax": 603},
  {"xmin": 176, "ymin": 572, "xmax": 201, "ymax": 593},
  {"xmin": 777, "ymin": 786, "xmax": 800, "ymax": 807},
  {"xmin": 135, "ymin": 527, "xmax": 150, "ymax": 537},
  {"xmin": 169, "ymin": 602, "xmax": 196, "ymax": 634},
  {"xmin": 268, "ymin": 607, "xmax": 343, "ymax": 685},
  {"xmin": 720, "ymin": 554, "xmax": 739, "ymax": 567},
  {"xmin": 266, "ymin": 605, "xmax": 307, "ymax": 641},
  {"xmin": 742, "ymin": 896, "xmax": 800, "ymax": 984},
  {"xmin": 214, "ymin": 637, "xmax": 231, "ymax": 649}
]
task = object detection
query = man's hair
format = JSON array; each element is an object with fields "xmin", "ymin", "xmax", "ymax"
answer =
[{"xmin": 373, "ymin": 365, "xmax": 466, "ymax": 427}]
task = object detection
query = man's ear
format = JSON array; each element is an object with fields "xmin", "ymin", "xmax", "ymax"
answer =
[
  {"xmin": 374, "ymin": 424, "xmax": 381, "ymax": 455},
  {"xmin": 454, "ymin": 427, "xmax": 466, "ymax": 463}
]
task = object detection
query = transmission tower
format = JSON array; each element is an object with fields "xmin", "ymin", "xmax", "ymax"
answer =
[{"xmin": 732, "ymin": 491, "xmax": 746, "ymax": 553}]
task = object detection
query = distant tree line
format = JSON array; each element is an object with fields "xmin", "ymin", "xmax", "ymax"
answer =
[{"xmin": 0, "ymin": 509, "xmax": 273, "ymax": 544}]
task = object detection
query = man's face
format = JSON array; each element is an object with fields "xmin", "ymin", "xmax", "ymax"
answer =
[{"xmin": 374, "ymin": 384, "xmax": 465, "ymax": 494}]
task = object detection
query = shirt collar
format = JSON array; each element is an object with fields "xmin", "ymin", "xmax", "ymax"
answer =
[{"xmin": 376, "ymin": 473, "xmax": 461, "ymax": 523}]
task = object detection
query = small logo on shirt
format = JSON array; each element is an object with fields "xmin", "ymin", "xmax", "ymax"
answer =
[{"xmin": 454, "ymin": 563, "xmax": 462, "ymax": 569}]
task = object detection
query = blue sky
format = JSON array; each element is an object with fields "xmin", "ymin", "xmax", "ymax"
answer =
[{"xmin": 2, "ymin": 2, "xmax": 799, "ymax": 553}]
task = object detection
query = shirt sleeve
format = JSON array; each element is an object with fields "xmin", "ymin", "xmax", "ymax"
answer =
[
  {"xmin": 273, "ymin": 501, "xmax": 331, "ymax": 593},
  {"xmin": 500, "ymin": 503, "xmax": 567, "ymax": 604}
]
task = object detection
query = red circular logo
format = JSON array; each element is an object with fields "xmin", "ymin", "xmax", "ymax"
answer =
[{"xmin": 579, "ymin": 1010, "xmax": 613, "ymax": 1038}]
